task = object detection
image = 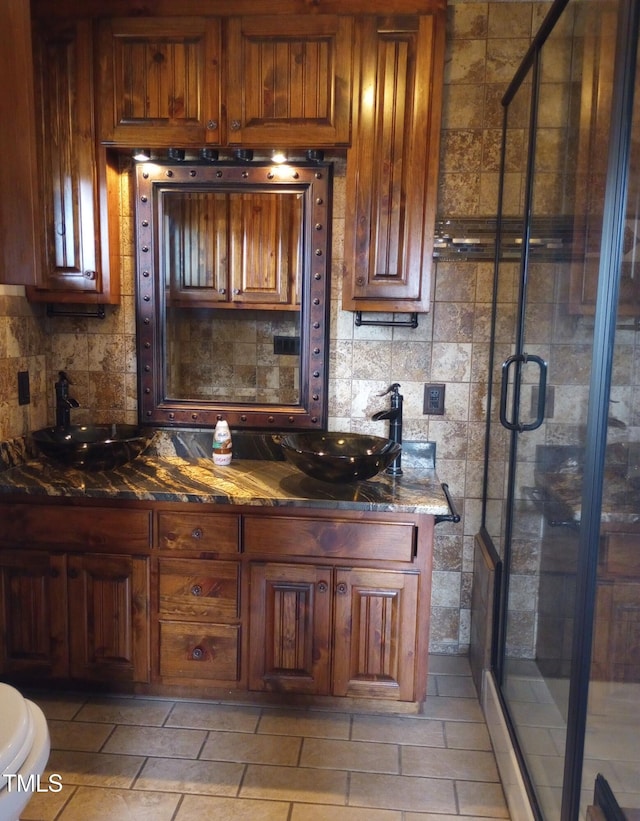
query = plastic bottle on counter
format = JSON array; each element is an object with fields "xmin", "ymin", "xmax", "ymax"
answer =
[{"xmin": 212, "ymin": 420, "xmax": 233, "ymax": 466}]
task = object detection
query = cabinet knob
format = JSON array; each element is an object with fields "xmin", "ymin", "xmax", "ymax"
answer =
[
  {"xmin": 84, "ymin": 270, "xmax": 97, "ymax": 280},
  {"xmin": 191, "ymin": 584, "xmax": 203, "ymax": 597},
  {"xmin": 218, "ymin": 288, "xmax": 226, "ymax": 295},
  {"xmin": 68, "ymin": 568, "xmax": 79, "ymax": 580},
  {"xmin": 230, "ymin": 120, "xmax": 242, "ymax": 131},
  {"xmin": 233, "ymin": 288, "xmax": 241, "ymax": 295},
  {"xmin": 318, "ymin": 581, "xmax": 328, "ymax": 593},
  {"xmin": 50, "ymin": 567, "xmax": 60, "ymax": 579},
  {"xmin": 336, "ymin": 582, "xmax": 348, "ymax": 595},
  {"xmin": 206, "ymin": 120, "xmax": 218, "ymax": 130},
  {"xmin": 192, "ymin": 646, "xmax": 205, "ymax": 660},
  {"xmin": 191, "ymin": 527, "xmax": 203, "ymax": 540}
]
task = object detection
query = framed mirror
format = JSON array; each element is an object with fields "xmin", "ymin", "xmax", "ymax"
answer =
[{"xmin": 135, "ymin": 161, "xmax": 332, "ymax": 429}]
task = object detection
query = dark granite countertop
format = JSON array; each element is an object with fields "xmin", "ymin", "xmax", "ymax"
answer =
[{"xmin": 0, "ymin": 430, "xmax": 451, "ymax": 516}]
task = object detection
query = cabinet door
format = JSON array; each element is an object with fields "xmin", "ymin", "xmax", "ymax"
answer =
[
  {"xmin": 226, "ymin": 15, "xmax": 352, "ymax": 147},
  {"xmin": 28, "ymin": 19, "xmax": 120, "ymax": 303},
  {"xmin": 0, "ymin": 551, "xmax": 67, "ymax": 678},
  {"xmin": 343, "ymin": 14, "xmax": 445, "ymax": 312},
  {"xmin": 249, "ymin": 563, "xmax": 331, "ymax": 694},
  {"xmin": 333, "ymin": 568, "xmax": 419, "ymax": 701},
  {"xmin": 97, "ymin": 17, "xmax": 222, "ymax": 146},
  {"xmin": 68, "ymin": 553, "xmax": 150, "ymax": 683},
  {"xmin": 0, "ymin": 0, "xmax": 40, "ymax": 286}
]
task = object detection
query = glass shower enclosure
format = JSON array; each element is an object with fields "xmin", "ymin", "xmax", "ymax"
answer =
[{"xmin": 480, "ymin": 0, "xmax": 640, "ymax": 818}]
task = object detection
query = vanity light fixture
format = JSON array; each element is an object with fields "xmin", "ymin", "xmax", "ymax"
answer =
[
  {"xmin": 235, "ymin": 149, "xmax": 254, "ymax": 162},
  {"xmin": 200, "ymin": 148, "xmax": 219, "ymax": 162},
  {"xmin": 306, "ymin": 149, "xmax": 324, "ymax": 163},
  {"xmin": 132, "ymin": 148, "xmax": 151, "ymax": 162},
  {"xmin": 168, "ymin": 147, "xmax": 185, "ymax": 161},
  {"xmin": 271, "ymin": 150, "xmax": 288, "ymax": 164}
]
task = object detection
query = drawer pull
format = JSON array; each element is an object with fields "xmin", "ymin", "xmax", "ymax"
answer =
[
  {"xmin": 68, "ymin": 568, "xmax": 79, "ymax": 580},
  {"xmin": 191, "ymin": 584, "xmax": 203, "ymax": 597},
  {"xmin": 318, "ymin": 581, "xmax": 328, "ymax": 593},
  {"xmin": 336, "ymin": 582, "xmax": 348, "ymax": 595},
  {"xmin": 191, "ymin": 528, "xmax": 203, "ymax": 540},
  {"xmin": 50, "ymin": 567, "xmax": 60, "ymax": 579},
  {"xmin": 192, "ymin": 646, "xmax": 205, "ymax": 660}
]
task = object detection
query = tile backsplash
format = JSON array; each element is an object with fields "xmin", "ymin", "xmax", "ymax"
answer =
[{"xmin": 0, "ymin": 2, "xmax": 556, "ymax": 655}]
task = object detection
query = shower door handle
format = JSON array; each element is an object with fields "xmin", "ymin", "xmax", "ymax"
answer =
[{"xmin": 499, "ymin": 353, "xmax": 548, "ymax": 432}]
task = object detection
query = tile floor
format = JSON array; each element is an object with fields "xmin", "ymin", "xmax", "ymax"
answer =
[{"xmin": 20, "ymin": 655, "xmax": 510, "ymax": 820}]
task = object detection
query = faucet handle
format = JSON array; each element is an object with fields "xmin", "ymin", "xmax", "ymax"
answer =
[{"xmin": 378, "ymin": 382, "xmax": 401, "ymax": 397}]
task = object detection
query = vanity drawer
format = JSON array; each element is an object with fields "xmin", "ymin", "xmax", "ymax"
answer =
[
  {"xmin": 243, "ymin": 515, "xmax": 416, "ymax": 562},
  {"xmin": 158, "ymin": 558, "xmax": 240, "ymax": 620},
  {"xmin": 0, "ymin": 504, "xmax": 150, "ymax": 550},
  {"xmin": 157, "ymin": 512, "xmax": 240, "ymax": 554},
  {"xmin": 159, "ymin": 621, "xmax": 240, "ymax": 682}
]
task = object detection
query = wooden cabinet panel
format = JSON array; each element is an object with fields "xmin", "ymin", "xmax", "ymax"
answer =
[
  {"xmin": 244, "ymin": 514, "xmax": 415, "ymax": 562},
  {"xmin": 343, "ymin": 14, "xmax": 445, "ymax": 312},
  {"xmin": 0, "ymin": 0, "xmax": 40, "ymax": 286},
  {"xmin": 249, "ymin": 563, "xmax": 332, "ymax": 694},
  {"xmin": 226, "ymin": 15, "xmax": 352, "ymax": 147},
  {"xmin": 97, "ymin": 17, "xmax": 222, "ymax": 146},
  {"xmin": 68, "ymin": 553, "xmax": 150, "ymax": 683},
  {"xmin": 157, "ymin": 511, "xmax": 239, "ymax": 554},
  {"xmin": 0, "ymin": 551, "xmax": 67, "ymax": 678},
  {"xmin": 159, "ymin": 558, "xmax": 240, "ymax": 620},
  {"xmin": 159, "ymin": 621, "xmax": 240, "ymax": 681},
  {"xmin": 28, "ymin": 19, "xmax": 120, "ymax": 303},
  {"xmin": 0, "ymin": 504, "xmax": 151, "ymax": 551},
  {"xmin": 333, "ymin": 567, "xmax": 418, "ymax": 700}
]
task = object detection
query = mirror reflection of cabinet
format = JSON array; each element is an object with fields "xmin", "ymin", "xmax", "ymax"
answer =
[{"xmin": 164, "ymin": 190, "xmax": 302, "ymax": 308}]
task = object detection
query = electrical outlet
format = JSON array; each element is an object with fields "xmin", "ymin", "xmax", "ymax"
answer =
[
  {"xmin": 18, "ymin": 370, "xmax": 30, "ymax": 406},
  {"xmin": 423, "ymin": 383, "xmax": 445, "ymax": 415}
]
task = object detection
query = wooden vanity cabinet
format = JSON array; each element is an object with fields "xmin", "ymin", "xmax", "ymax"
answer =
[
  {"xmin": 27, "ymin": 17, "xmax": 120, "ymax": 304},
  {"xmin": 155, "ymin": 510, "xmax": 243, "ymax": 688},
  {"xmin": 244, "ymin": 510, "xmax": 432, "ymax": 703},
  {"xmin": 0, "ymin": 503, "xmax": 151, "ymax": 685},
  {"xmin": 343, "ymin": 14, "xmax": 446, "ymax": 313}
]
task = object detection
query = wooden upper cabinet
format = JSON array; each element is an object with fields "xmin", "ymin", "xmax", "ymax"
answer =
[
  {"xmin": 97, "ymin": 17, "xmax": 222, "ymax": 146},
  {"xmin": 28, "ymin": 19, "xmax": 120, "ymax": 303},
  {"xmin": 343, "ymin": 14, "xmax": 445, "ymax": 313},
  {"xmin": 0, "ymin": 0, "xmax": 40, "ymax": 286},
  {"xmin": 226, "ymin": 15, "xmax": 353, "ymax": 147}
]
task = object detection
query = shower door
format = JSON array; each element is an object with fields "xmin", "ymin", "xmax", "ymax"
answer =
[{"xmin": 481, "ymin": 0, "xmax": 638, "ymax": 818}]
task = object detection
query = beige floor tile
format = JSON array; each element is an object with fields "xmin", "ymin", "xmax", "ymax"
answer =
[
  {"xmin": 421, "ymin": 697, "xmax": 485, "ymax": 723},
  {"xmin": 20, "ymin": 784, "xmax": 76, "ymax": 821},
  {"xmin": 434, "ymin": 674, "xmax": 479, "ymax": 699},
  {"xmin": 74, "ymin": 697, "xmax": 174, "ymax": 726},
  {"xmin": 258, "ymin": 709, "xmax": 351, "ymax": 740},
  {"xmin": 348, "ymin": 772, "xmax": 456, "ymax": 814},
  {"xmin": 102, "ymin": 724, "xmax": 206, "ymax": 758},
  {"xmin": 300, "ymin": 737, "xmax": 399, "ymax": 774},
  {"xmin": 291, "ymin": 805, "xmax": 401, "ymax": 820},
  {"xmin": 444, "ymin": 720, "xmax": 492, "ymax": 751},
  {"xmin": 166, "ymin": 701, "xmax": 261, "ymax": 732},
  {"xmin": 48, "ymin": 719, "xmax": 114, "ymax": 752},
  {"xmin": 401, "ymin": 746, "xmax": 500, "ymax": 781},
  {"xmin": 456, "ymin": 781, "xmax": 510, "ymax": 818},
  {"xmin": 134, "ymin": 756, "xmax": 244, "ymax": 796},
  {"xmin": 429, "ymin": 656, "xmax": 473, "ymax": 676},
  {"xmin": 200, "ymin": 729, "xmax": 302, "ymax": 765},
  {"xmin": 45, "ymin": 749, "xmax": 145, "ymax": 788},
  {"xmin": 351, "ymin": 715, "xmax": 445, "ymax": 747},
  {"xmin": 56, "ymin": 786, "xmax": 180, "ymax": 820},
  {"xmin": 241, "ymin": 763, "xmax": 348, "ymax": 803},
  {"xmin": 174, "ymin": 794, "xmax": 291, "ymax": 820},
  {"xmin": 27, "ymin": 693, "xmax": 87, "ymax": 721}
]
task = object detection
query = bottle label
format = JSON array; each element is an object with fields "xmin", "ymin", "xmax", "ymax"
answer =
[{"xmin": 213, "ymin": 424, "xmax": 232, "ymax": 466}]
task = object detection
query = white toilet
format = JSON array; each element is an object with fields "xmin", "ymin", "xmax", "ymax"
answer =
[{"xmin": 0, "ymin": 684, "xmax": 51, "ymax": 821}]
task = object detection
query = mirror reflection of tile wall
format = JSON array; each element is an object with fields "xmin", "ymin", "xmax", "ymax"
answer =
[{"xmin": 166, "ymin": 308, "xmax": 300, "ymax": 405}]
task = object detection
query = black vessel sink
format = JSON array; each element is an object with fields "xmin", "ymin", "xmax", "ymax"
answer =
[
  {"xmin": 31, "ymin": 424, "xmax": 152, "ymax": 471},
  {"xmin": 278, "ymin": 432, "xmax": 401, "ymax": 483}
]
